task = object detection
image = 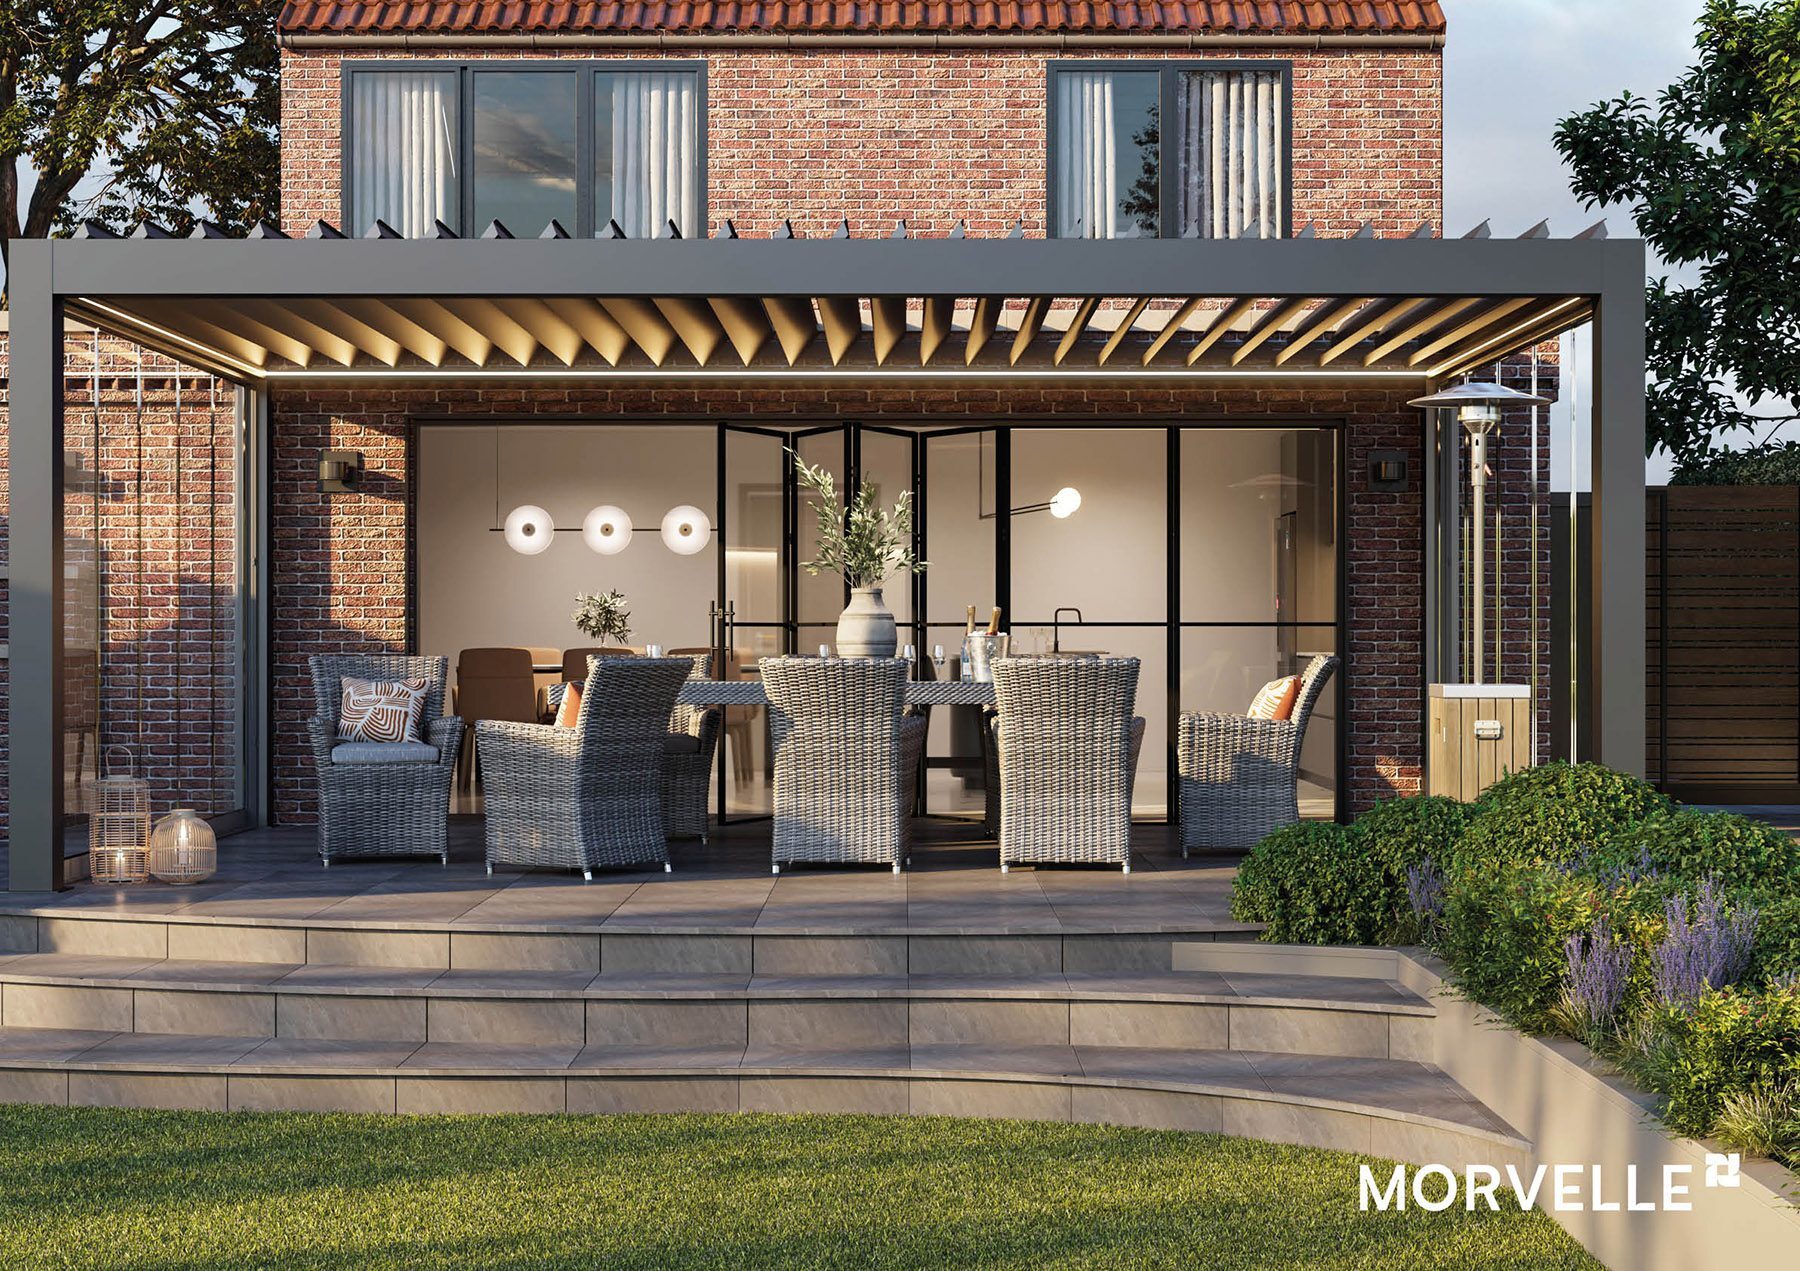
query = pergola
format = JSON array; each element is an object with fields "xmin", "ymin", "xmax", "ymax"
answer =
[{"xmin": 5, "ymin": 225, "xmax": 1647, "ymax": 889}]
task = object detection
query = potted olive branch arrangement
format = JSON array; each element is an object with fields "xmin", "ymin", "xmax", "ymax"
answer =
[
  {"xmin": 792, "ymin": 451, "xmax": 926, "ymax": 656},
  {"xmin": 572, "ymin": 589, "xmax": 632, "ymax": 644}
]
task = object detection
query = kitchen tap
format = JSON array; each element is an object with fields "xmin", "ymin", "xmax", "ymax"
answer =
[{"xmin": 1052, "ymin": 607, "xmax": 1083, "ymax": 655}]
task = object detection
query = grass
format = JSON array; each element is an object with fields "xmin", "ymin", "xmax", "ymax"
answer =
[{"xmin": 0, "ymin": 1105, "xmax": 1597, "ymax": 1269}]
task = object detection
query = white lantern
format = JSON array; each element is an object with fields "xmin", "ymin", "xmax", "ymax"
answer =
[
  {"xmin": 660, "ymin": 505, "xmax": 712, "ymax": 555},
  {"xmin": 149, "ymin": 809, "xmax": 218, "ymax": 885},
  {"xmin": 504, "ymin": 504, "xmax": 554, "ymax": 555},
  {"xmin": 582, "ymin": 505, "xmax": 633, "ymax": 555}
]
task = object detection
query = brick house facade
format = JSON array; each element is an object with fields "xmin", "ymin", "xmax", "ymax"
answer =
[{"xmin": 3, "ymin": 0, "xmax": 1572, "ymax": 842}]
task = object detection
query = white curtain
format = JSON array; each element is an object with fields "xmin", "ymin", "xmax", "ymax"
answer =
[
  {"xmin": 350, "ymin": 71, "xmax": 459, "ymax": 238},
  {"xmin": 1052, "ymin": 71, "xmax": 1117, "ymax": 239},
  {"xmin": 608, "ymin": 73, "xmax": 699, "ymax": 238},
  {"xmin": 1178, "ymin": 70, "xmax": 1285, "ymax": 239}
]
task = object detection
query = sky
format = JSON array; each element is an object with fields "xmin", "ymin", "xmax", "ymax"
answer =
[{"xmin": 1442, "ymin": 0, "xmax": 1709, "ymax": 487}]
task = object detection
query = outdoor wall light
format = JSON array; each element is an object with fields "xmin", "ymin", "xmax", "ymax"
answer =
[
  {"xmin": 582, "ymin": 505, "xmax": 633, "ymax": 555},
  {"xmin": 504, "ymin": 504, "xmax": 555, "ymax": 555},
  {"xmin": 318, "ymin": 449, "xmax": 363, "ymax": 494},
  {"xmin": 661, "ymin": 505, "xmax": 712, "ymax": 555}
]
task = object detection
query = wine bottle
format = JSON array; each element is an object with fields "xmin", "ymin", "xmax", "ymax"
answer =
[{"xmin": 986, "ymin": 607, "xmax": 1002, "ymax": 636}]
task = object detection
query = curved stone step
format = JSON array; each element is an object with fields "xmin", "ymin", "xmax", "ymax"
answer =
[
  {"xmin": 0, "ymin": 956, "xmax": 1432, "ymax": 1060},
  {"xmin": 0, "ymin": 1025, "xmax": 1527, "ymax": 1169}
]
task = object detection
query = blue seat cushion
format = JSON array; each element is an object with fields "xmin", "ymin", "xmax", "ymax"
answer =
[{"xmin": 331, "ymin": 741, "xmax": 440, "ymax": 765}]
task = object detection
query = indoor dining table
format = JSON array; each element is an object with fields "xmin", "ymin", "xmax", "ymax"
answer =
[{"xmin": 676, "ymin": 679, "xmax": 996, "ymax": 707}]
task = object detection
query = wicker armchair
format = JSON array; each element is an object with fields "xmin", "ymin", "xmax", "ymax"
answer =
[
  {"xmin": 308, "ymin": 655, "xmax": 461, "ymax": 866},
  {"xmin": 762, "ymin": 657, "xmax": 928, "ymax": 874},
  {"xmin": 1177, "ymin": 653, "xmax": 1339, "ymax": 855},
  {"xmin": 478, "ymin": 657, "xmax": 691, "ymax": 878},
  {"xmin": 991, "ymin": 657, "xmax": 1145, "ymax": 873}
]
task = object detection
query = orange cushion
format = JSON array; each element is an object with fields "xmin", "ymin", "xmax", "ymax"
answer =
[
  {"xmin": 555, "ymin": 682, "xmax": 583, "ymax": 729},
  {"xmin": 1248, "ymin": 675, "xmax": 1300, "ymax": 721}
]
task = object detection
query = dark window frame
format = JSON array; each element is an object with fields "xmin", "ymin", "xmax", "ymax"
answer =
[
  {"xmin": 340, "ymin": 59, "xmax": 708, "ymax": 238},
  {"xmin": 1045, "ymin": 59, "xmax": 1294, "ymax": 241}
]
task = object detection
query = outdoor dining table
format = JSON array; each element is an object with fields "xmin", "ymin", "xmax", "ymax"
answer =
[{"xmin": 676, "ymin": 679, "xmax": 996, "ymax": 707}]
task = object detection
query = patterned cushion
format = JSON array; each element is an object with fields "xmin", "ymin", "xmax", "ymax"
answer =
[
  {"xmin": 337, "ymin": 676, "xmax": 428, "ymax": 743},
  {"xmin": 555, "ymin": 681, "xmax": 584, "ymax": 729},
  {"xmin": 1247, "ymin": 675, "xmax": 1300, "ymax": 721},
  {"xmin": 331, "ymin": 741, "xmax": 440, "ymax": 765}
]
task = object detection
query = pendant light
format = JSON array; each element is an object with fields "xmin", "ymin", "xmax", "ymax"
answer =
[
  {"xmin": 504, "ymin": 504, "xmax": 554, "ymax": 555},
  {"xmin": 583, "ymin": 505, "xmax": 633, "ymax": 555},
  {"xmin": 661, "ymin": 505, "xmax": 712, "ymax": 555}
]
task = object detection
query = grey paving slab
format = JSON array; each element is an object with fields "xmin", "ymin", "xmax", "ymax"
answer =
[
  {"xmin": 0, "ymin": 1025, "xmax": 118, "ymax": 1063},
  {"xmin": 1074, "ymin": 1045, "xmax": 1267, "ymax": 1087},
  {"xmin": 0, "ymin": 954, "xmax": 164, "ymax": 981},
  {"xmin": 1220, "ymin": 971, "xmax": 1427, "ymax": 1008},
  {"xmin": 570, "ymin": 1043, "xmax": 745, "ymax": 1070},
  {"xmin": 402, "ymin": 1042, "xmax": 580, "ymax": 1070},
  {"xmin": 236, "ymin": 1037, "xmax": 423, "ymax": 1069},
  {"xmin": 274, "ymin": 964, "xmax": 443, "ymax": 991},
  {"xmin": 738, "ymin": 1045, "xmax": 909, "ymax": 1071},
  {"xmin": 427, "ymin": 968, "xmax": 597, "ymax": 994},
  {"xmin": 75, "ymin": 1032, "xmax": 266, "ymax": 1066},
  {"xmin": 124, "ymin": 959, "xmax": 302, "ymax": 986},
  {"xmin": 909, "ymin": 1043, "xmax": 1085, "ymax": 1077}
]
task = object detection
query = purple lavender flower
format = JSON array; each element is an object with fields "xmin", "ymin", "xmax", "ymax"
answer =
[
  {"xmin": 1564, "ymin": 915, "xmax": 1632, "ymax": 1035},
  {"xmin": 1405, "ymin": 857, "xmax": 1445, "ymax": 927},
  {"xmin": 1652, "ymin": 878, "xmax": 1760, "ymax": 1009}
]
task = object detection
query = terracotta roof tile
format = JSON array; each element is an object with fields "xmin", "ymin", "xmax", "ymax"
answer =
[{"xmin": 277, "ymin": 1, "xmax": 1448, "ymax": 36}]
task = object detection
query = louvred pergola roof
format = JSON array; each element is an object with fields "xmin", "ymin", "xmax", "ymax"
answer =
[
  {"xmin": 276, "ymin": 1, "xmax": 1447, "ymax": 37},
  {"xmin": 57, "ymin": 217, "xmax": 1597, "ymax": 384}
]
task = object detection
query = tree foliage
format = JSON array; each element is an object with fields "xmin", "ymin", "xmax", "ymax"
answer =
[
  {"xmin": 0, "ymin": 1, "xmax": 280, "ymax": 273},
  {"xmin": 1554, "ymin": 0, "xmax": 1800, "ymax": 460}
]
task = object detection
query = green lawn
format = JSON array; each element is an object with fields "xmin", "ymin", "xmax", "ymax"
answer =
[{"xmin": 0, "ymin": 1105, "xmax": 1596, "ymax": 1269}]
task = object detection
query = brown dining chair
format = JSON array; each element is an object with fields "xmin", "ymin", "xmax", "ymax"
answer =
[
  {"xmin": 561, "ymin": 646, "xmax": 640, "ymax": 683},
  {"xmin": 455, "ymin": 647, "xmax": 538, "ymax": 795},
  {"xmin": 528, "ymin": 646, "xmax": 562, "ymax": 721}
]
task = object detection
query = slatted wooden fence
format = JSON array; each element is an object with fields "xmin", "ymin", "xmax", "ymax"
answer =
[{"xmin": 1647, "ymin": 486, "xmax": 1800, "ymax": 802}]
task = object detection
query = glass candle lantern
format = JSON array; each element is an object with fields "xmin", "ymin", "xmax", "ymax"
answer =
[{"xmin": 148, "ymin": 809, "xmax": 217, "ymax": 885}]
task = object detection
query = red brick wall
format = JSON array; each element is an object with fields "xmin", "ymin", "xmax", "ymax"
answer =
[
  {"xmin": 0, "ymin": 330, "xmax": 243, "ymax": 841},
  {"xmin": 268, "ymin": 382, "xmax": 1452, "ymax": 822},
  {"xmin": 280, "ymin": 45, "xmax": 1442, "ymax": 238}
]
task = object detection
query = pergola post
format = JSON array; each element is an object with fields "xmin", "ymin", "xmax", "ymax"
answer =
[
  {"xmin": 7, "ymin": 241, "xmax": 69, "ymax": 890},
  {"xmin": 1589, "ymin": 243, "xmax": 1648, "ymax": 777}
]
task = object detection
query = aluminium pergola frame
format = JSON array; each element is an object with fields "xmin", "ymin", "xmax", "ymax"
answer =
[{"xmin": 5, "ymin": 232, "xmax": 1646, "ymax": 890}]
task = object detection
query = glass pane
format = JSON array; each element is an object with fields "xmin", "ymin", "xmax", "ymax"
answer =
[
  {"xmin": 857, "ymin": 430, "xmax": 917, "ymax": 631},
  {"xmin": 350, "ymin": 70, "xmax": 459, "ymax": 237},
  {"xmin": 725, "ymin": 430, "xmax": 785, "ymax": 626},
  {"xmin": 1011, "ymin": 428, "xmax": 1165, "ymax": 625},
  {"xmin": 923, "ymin": 431, "xmax": 996, "ymax": 627},
  {"xmin": 1179, "ymin": 627, "xmax": 1337, "ymax": 817},
  {"xmin": 1052, "ymin": 70, "xmax": 1160, "ymax": 238},
  {"xmin": 794, "ymin": 430, "xmax": 847, "ymax": 635},
  {"xmin": 597, "ymin": 71, "xmax": 701, "ymax": 238},
  {"xmin": 473, "ymin": 71, "xmax": 579, "ymax": 236},
  {"xmin": 1179, "ymin": 428, "xmax": 1336, "ymax": 624}
]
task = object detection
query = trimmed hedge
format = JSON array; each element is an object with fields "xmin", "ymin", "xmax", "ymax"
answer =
[
  {"xmin": 1597, "ymin": 809, "xmax": 1800, "ymax": 892},
  {"xmin": 1454, "ymin": 761, "xmax": 1672, "ymax": 870}
]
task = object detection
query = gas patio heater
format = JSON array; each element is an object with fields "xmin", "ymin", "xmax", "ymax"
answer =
[{"xmin": 1410, "ymin": 380, "xmax": 1550, "ymax": 799}]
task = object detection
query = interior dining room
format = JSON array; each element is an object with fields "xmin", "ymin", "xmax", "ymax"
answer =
[{"xmin": 412, "ymin": 419, "xmax": 1341, "ymax": 827}]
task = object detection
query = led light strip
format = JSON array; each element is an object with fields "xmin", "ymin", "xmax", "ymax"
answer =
[{"xmin": 258, "ymin": 366, "xmax": 1431, "ymax": 382}]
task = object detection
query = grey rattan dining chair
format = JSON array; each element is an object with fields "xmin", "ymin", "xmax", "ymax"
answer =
[
  {"xmin": 308, "ymin": 654, "xmax": 460, "ymax": 866},
  {"xmin": 991, "ymin": 657, "xmax": 1145, "ymax": 873},
  {"xmin": 478, "ymin": 657, "xmax": 691, "ymax": 878},
  {"xmin": 762, "ymin": 657, "xmax": 928, "ymax": 874},
  {"xmin": 656, "ymin": 651, "xmax": 722, "ymax": 844},
  {"xmin": 1176, "ymin": 653, "xmax": 1339, "ymax": 855}
]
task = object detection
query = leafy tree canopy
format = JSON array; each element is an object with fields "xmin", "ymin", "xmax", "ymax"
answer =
[
  {"xmin": 0, "ymin": 1, "xmax": 279, "ymax": 275},
  {"xmin": 1554, "ymin": 0, "xmax": 1800, "ymax": 460}
]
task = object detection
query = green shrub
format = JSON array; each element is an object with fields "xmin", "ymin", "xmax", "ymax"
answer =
[
  {"xmin": 1433, "ymin": 861, "xmax": 1631, "ymax": 1031},
  {"xmin": 1656, "ymin": 984, "xmax": 1800, "ymax": 1137},
  {"xmin": 1455, "ymin": 761, "xmax": 1672, "ymax": 871},
  {"xmin": 1357, "ymin": 794, "xmax": 1472, "ymax": 879},
  {"xmin": 1751, "ymin": 894, "xmax": 1800, "ymax": 984},
  {"xmin": 1229, "ymin": 822, "xmax": 1398, "ymax": 945},
  {"xmin": 1597, "ymin": 809, "xmax": 1800, "ymax": 890},
  {"xmin": 1671, "ymin": 441, "xmax": 1800, "ymax": 486}
]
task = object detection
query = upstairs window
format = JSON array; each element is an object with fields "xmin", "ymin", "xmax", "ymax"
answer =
[
  {"xmin": 1049, "ymin": 62, "xmax": 1289, "ymax": 240},
  {"xmin": 344, "ymin": 63, "xmax": 705, "ymax": 239}
]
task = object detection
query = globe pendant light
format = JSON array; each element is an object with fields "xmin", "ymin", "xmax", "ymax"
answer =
[
  {"xmin": 1049, "ymin": 487, "xmax": 1082, "ymax": 519},
  {"xmin": 583, "ymin": 505, "xmax": 633, "ymax": 555},
  {"xmin": 661, "ymin": 505, "xmax": 712, "ymax": 555},
  {"xmin": 504, "ymin": 504, "xmax": 554, "ymax": 555}
]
